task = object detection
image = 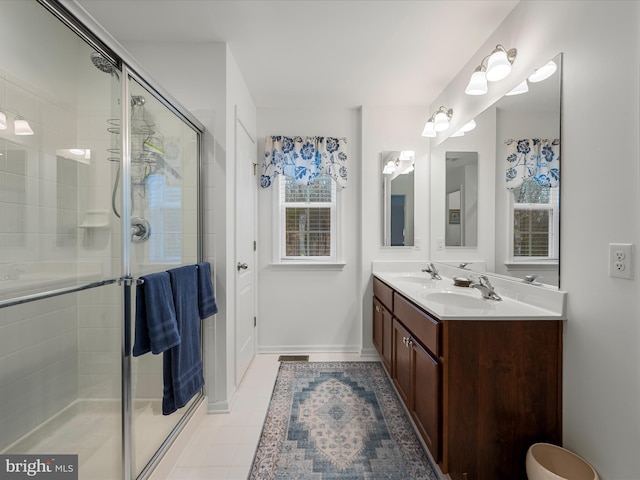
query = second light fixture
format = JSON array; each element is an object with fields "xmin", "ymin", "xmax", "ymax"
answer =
[
  {"xmin": 421, "ymin": 106, "xmax": 453, "ymax": 138},
  {"xmin": 465, "ymin": 44, "xmax": 517, "ymax": 96}
]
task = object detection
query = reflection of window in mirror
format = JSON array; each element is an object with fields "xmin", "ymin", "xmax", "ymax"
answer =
[
  {"xmin": 445, "ymin": 152, "xmax": 477, "ymax": 247},
  {"xmin": 510, "ymin": 177, "xmax": 559, "ymax": 260}
]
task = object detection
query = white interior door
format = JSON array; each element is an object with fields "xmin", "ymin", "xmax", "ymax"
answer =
[{"xmin": 235, "ymin": 115, "xmax": 257, "ymax": 384}]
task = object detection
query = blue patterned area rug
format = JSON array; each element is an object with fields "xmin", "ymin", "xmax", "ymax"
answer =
[{"xmin": 248, "ymin": 361, "xmax": 440, "ymax": 480}]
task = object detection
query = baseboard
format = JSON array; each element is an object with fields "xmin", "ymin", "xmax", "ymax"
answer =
[
  {"xmin": 257, "ymin": 345, "xmax": 361, "ymax": 354},
  {"xmin": 207, "ymin": 389, "xmax": 237, "ymax": 414}
]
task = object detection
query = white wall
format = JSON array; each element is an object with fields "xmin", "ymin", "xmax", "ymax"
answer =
[
  {"xmin": 429, "ymin": 2, "xmax": 640, "ymax": 477},
  {"xmin": 256, "ymin": 108, "xmax": 361, "ymax": 353},
  {"xmin": 360, "ymin": 106, "xmax": 430, "ymax": 354}
]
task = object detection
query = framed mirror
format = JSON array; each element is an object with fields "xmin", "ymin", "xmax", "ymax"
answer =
[
  {"xmin": 431, "ymin": 54, "xmax": 562, "ymax": 287},
  {"xmin": 382, "ymin": 150, "xmax": 415, "ymax": 246}
]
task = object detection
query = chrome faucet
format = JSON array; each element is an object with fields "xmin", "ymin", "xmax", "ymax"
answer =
[
  {"xmin": 458, "ymin": 262, "xmax": 472, "ymax": 269},
  {"xmin": 471, "ymin": 275, "xmax": 502, "ymax": 301},
  {"xmin": 523, "ymin": 274, "xmax": 543, "ymax": 285},
  {"xmin": 422, "ymin": 262, "xmax": 442, "ymax": 280}
]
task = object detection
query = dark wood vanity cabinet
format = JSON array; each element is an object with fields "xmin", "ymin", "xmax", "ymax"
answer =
[
  {"xmin": 372, "ymin": 275, "xmax": 563, "ymax": 480},
  {"xmin": 373, "ymin": 277, "xmax": 394, "ymax": 372},
  {"xmin": 392, "ymin": 318, "xmax": 440, "ymax": 461}
]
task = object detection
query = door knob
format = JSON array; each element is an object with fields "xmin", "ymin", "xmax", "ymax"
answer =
[{"xmin": 237, "ymin": 262, "xmax": 249, "ymax": 271}]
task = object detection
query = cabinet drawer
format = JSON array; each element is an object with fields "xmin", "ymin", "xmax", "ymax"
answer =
[
  {"xmin": 373, "ymin": 276, "xmax": 393, "ymax": 311},
  {"xmin": 393, "ymin": 292, "xmax": 439, "ymax": 356}
]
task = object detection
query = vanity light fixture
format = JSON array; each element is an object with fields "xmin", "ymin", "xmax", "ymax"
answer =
[
  {"xmin": 421, "ymin": 106, "xmax": 453, "ymax": 137},
  {"xmin": 421, "ymin": 119, "xmax": 436, "ymax": 138},
  {"xmin": 0, "ymin": 110, "xmax": 7, "ymax": 130},
  {"xmin": 528, "ymin": 60, "xmax": 557, "ymax": 83},
  {"xmin": 465, "ymin": 44, "xmax": 517, "ymax": 95},
  {"xmin": 450, "ymin": 130, "xmax": 465, "ymax": 137},
  {"xmin": 14, "ymin": 116, "xmax": 34, "ymax": 135},
  {"xmin": 506, "ymin": 79, "xmax": 529, "ymax": 96},
  {"xmin": 486, "ymin": 45, "xmax": 517, "ymax": 81}
]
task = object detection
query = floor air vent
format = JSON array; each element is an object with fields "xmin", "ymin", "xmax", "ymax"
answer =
[{"xmin": 277, "ymin": 355, "xmax": 309, "ymax": 362}]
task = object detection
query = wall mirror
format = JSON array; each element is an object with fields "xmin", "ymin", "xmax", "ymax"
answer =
[
  {"xmin": 382, "ymin": 150, "xmax": 415, "ymax": 246},
  {"xmin": 431, "ymin": 53, "xmax": 562, "ymax": 287},
  {"xmin": 446, "ymin": 151, "xmax": 478, "ymax": 247}
]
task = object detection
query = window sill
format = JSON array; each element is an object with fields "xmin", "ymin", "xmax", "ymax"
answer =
[
  {"xmin": 268, "ymin": 262, "xmax": 346, "ymax": 271},
  {"xmin": 504, "ymin": 261, "xmax": 558, "ymax": 271}
]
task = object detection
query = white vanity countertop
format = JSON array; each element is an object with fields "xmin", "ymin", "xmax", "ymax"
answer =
[{"xmin": 372, "ymin": 261, "xmax": 567, "ymax": 321}]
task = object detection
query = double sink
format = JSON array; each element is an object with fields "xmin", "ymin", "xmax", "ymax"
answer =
[{"xmin": 373, "ymin": 265, "xmax": 566, "ymax": 320}]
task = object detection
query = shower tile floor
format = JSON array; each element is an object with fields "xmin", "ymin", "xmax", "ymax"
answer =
[
  {"xmin": 5, "ymin": 397, "xmax": 188, "ymax": 480},
  {"xmin": 160, "ymin": 353, "xmax": 377, "ymax": 480}
]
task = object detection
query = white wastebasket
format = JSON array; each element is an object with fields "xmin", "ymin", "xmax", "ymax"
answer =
[{"xmin": 526, "ymin": 443, "xmax": 599, "ymax": 480}]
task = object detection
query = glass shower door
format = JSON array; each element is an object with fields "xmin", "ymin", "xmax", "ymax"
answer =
[
  {"xmin": 0, "ymin": 2, "xmax": 123, "ymax": 479},
  {"xmin": 124, "ymin": 75, "xmax": 201, "ymax": 478}
]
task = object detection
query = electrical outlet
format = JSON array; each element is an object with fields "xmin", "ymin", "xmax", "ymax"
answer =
[
  {"xmin": 436, "ymin": 237, "xmax": 444, "ymax": 251},
  {"xmin": 609, "ymin": 243, "xmax": 633, "ymax": 279}
]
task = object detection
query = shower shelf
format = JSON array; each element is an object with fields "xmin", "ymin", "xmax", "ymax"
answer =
[{"xmin": 78, "ymin": 211, "xmax": 110, "ymax": 228}]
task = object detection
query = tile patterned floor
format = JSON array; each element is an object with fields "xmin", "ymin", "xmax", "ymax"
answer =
[{"xmin": 164, "ymin": 353, "xmax": 378, "ymax": 480}]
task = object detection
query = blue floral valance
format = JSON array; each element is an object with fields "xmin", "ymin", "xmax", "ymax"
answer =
[
  {"xmin": 505, "ymin": 138, "xmax": 560, "ymax": 190},
  {"xmin": 261, "ymin": 136, "xmax": 348, "ymax": 189}
]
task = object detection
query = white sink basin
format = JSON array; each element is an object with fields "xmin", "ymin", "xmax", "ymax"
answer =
[
  {"xmin": 387, "ymin": 273, "xmax": 436, "ymax": 284},
  {"xmin": 421, "ymin": 291, "xmax": 493, "ymax": 309}
]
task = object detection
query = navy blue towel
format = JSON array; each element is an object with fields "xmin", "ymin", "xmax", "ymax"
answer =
[
  {"xmin": 133, "ymin": 272, "xmax": 180, "ymax": 357},
  {"xmin": 197, "ymin": 262, "xmax": 218, "ymax": 319},
  {"xmin": 163, "ymin": 265, "xmax": 204, "ymax": 415}
]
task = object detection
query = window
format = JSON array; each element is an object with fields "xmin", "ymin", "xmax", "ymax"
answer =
[
  {"xmin": 148, "ymin": 174, "xmax": 182, "ymax": 263},
  {"xmin": 510, "ymin": 177, "xmax": 559, "ymax": 260},
  {"xmin": 277, "ymin": 175, "xmax": 337, "ymax": 262}
]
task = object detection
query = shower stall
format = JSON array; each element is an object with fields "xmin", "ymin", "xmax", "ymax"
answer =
[{"xmin": 0, "ymin": 1, "xmax": 205, "ymax": 479}]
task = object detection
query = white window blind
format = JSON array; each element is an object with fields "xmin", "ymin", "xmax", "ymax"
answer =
[
  {"xmin": 278, "ymin": 175, "xmax": 337, "ymax": 261},
  {"xmin": 511, "ymin": 177, "xmax": 559, "ymax": 259}
]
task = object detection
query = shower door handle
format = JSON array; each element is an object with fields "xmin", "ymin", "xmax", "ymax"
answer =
[{"xmin": 237, "ymin": 262, "xmax": 249, "ymax": 271}]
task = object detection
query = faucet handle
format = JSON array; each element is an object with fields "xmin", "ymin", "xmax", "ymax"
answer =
[
  {"xmin": 458, "ymin": 262, "xmax": 472, "ymax": 269},
  {"xmin": 523, "ymin": 274, "xmax": 543, "ymax": 284}
]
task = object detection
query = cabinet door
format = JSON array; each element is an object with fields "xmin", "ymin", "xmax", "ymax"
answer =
[
  {"xmin": 392, "ymin": 319, "xmax": 412, "ymax": 407},
  {"xmin": 412, "ymin": 341, "xmax": 440, "ymax": 461},
  {"xmin": 373, "ymin": 298, "xmax": 394, "ymax": 373},
  {"xmin": 382, "ymin": 306, "xmax": 393, "ymax": 371}
]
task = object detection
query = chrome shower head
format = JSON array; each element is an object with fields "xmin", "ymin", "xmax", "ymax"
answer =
[{"xmin": 91, "ymin": 52, "xmax": 119, "ymax": 79}]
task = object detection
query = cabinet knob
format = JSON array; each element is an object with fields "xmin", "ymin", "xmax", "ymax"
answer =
[{"xmin": 375, "ymin": 306, "xmax": 381, "ymax": 312}]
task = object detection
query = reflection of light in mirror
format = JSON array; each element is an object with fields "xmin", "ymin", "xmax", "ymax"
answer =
[
  {"xmin": 0, "ymin": 111, "xmax": 6, "ymax": 130},
  {"xmin": 506, "ymin": 80, "xmax": 529, "ymax": 96},
  {"xmin": 14, "ymin": 117, "xmax": 34, "ymax": 135},
  {"xmin": 383, "ymin": 160, "xmax": 396, "ymax": 174},
  {"xmin": 450, "ymin": 130, "xmax": 465, "ymax": 137},
  {"xmin": 460, "ymin": 119, "xmax": 476, "ymax": 132},
  {"xmin": 399, "ymin": 150, "xmax": 415, "ymax": 161},
  {"xmin": 528, "ymin": 60, "xmax": 557, "ymax": 83}
]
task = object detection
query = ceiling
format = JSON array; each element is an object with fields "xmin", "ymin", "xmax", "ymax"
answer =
[{"xmin": 73, "ymin": 0, "xmax": 519, "ymax": 109}]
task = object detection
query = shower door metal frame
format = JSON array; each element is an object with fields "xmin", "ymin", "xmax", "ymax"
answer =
[{"xmin": 32, "ymin": 2, "xmax": 208, "ymax": 480}]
